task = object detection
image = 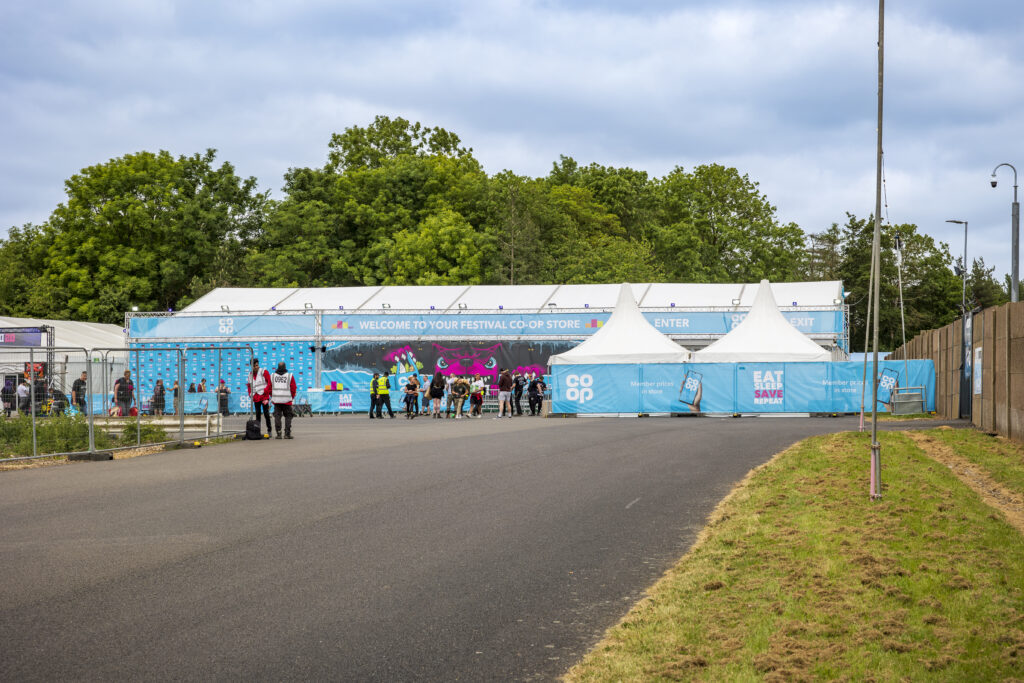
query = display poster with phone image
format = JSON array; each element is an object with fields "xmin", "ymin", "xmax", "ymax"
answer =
[
  {"xmin": 678, "ymin": 370, "xmax": 702, "ymax": 411},
  {"xmin": 876, "ymin": 367, "xmax": 900, "ymax": 405}
]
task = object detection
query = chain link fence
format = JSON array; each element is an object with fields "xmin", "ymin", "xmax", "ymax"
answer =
[{"xmin": 1, "ymin": 346, "xmax": 253, "ymax": 462}]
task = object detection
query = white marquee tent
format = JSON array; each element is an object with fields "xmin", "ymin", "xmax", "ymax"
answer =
[
  {"xmin": 549, "ymin": 284, "xmax": 690, "ymax": 365},
  {"xmin": 0, "ymin": 316, "xmax": 125, "ymax": 350},
  {"xmin": 693, "ymin": 280, "xmax": 832, "ymax": 363}
]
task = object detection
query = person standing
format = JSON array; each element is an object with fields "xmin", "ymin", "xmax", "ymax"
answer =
[
  {"xmin": 469, "ymin": 373, "xmax": 485, "ymax": 418},
  {"xmin": 369, "ymin": 372, "xmax": 380, "ymax": 419},
  {"xmin": 419, "ymin": 373, "xmax": 430, "ymax": 416},
  {"xmin": 496, "ymin": 368, "xmax": 514, "ymax": 419},
  {"xmin": 171, "ymin": 380, "xmax": 180, "ymax": 415},
  {"xmin": 528, "ymin": 374, "xmax": 547, "ymax": 416},
  {"xmin": 216, "ymin": 379, "xmax": 231, "ymax": 416},
  {"xmin": 513, "ymin": 371, "xmax": 526, "ymax": 416},
  {"xmin": 271, "ymin": 361, "xmax": 297, "ymax": 439},
  {"xmin": 452, "ymin": 376, "xmax": 470, "ymax": 419},
  {"xmin": 247, "ymin": 359, "xmax": 272, "ymax": 437},
  {"xmin": 152, "ymin": 379, "xmax": 166, "ymax": 416},
  {"xmin": 17, "ymin": 379, "xmax": 31, "ymax": 416},
  {"xmin": 376, "ymin": 371, "xmax": 394, "ymax": 419},
  {"xmin": 407, "ymin": 374, "xmax": 420, "ymax": 416},
  {"xmin": 113, "ymin": 370, "xmax": 134, "ymax": 417},
  {"xmin": 403, "ymin": 377, "xmax": 419, "ymax": 419},
  {"xmin": 197, "ymin": 378, "xmax": 207, "ymax": 393},
  {"xmin": 2, "ymin": 378, "xmax": 14, "ymax": 417},
  {"xmin": 429, "ymin": 371, "xmax": 446, "ymax": 418},
  {"xmin": 71, "ymin": 371, "xmax": 89, "ymax": 415}
]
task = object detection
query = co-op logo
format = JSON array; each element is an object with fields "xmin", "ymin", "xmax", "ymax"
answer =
[
  {"xmin": 218, "ymin": 318, "xmax": 234, "ymax": 335},
  {"xmin": 565, "ymin": 374, "xmax": 594, "ymax": 403}
]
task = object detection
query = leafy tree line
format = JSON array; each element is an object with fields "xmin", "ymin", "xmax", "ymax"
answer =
[{"xmin": 0, "ymin": 116, "xmax": 1014, "ymax": 349}]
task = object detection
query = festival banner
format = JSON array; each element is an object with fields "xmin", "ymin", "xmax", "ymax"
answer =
[
  {"xmin": 129, "ymin": 315, "xmax": 316, "ymax": 339},
  {"xmin": 321, "ymin": 311, "xmax": 843, "ymax": 338}
]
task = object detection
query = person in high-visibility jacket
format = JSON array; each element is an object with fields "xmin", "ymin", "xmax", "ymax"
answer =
[
  {"xmin": 369, "ymin": 372, "xmax": 380, "ymax": 419},
  {"xmin": 271, "ymin": 361, "xmax": 297, "ymax": 439},
  {"xmin": 375, "ymin": 371, "xmax": 394, "ymax": 418}
]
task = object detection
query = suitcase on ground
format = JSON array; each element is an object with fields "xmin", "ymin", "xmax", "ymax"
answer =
[{"xmin": 244, "ymin": 419, "xmax": 262, "ymax": 440}]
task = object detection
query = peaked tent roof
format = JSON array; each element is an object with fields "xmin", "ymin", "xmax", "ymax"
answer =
[
  {"xmin": 549, "ymin": 284, "xmax": 690, "ymax": 365},
  {"xmin": 694, "ymin": 280, "xmax": 832, "ymax": 362}
]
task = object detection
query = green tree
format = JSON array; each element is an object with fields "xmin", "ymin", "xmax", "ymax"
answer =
[
  {"xmin": 326, "ymin": 115, "xmax": 472, "ymax": 172},
  {"xmin": 840, "ymin": 215, "xmax": 961, "ymax": 351},
  {"xmin": 0, "ymin": 223, "xmax": 51, "ymax": 317},
  {"xmin": 377, "ymin": 207, "xmax": 495, "ymax": 285},
  {"xmin": 651, "ymin": 165, "xmax": 805, "ymax": 283},
  {"xmin": 965, "ymin": 257, "xmax": 1008, "ymax": 309},
  {"xmin": 28, "ymin": 149, "xmax": 266, "ymax": 322}
]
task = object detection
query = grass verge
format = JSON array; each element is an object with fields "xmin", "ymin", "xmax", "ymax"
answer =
[{"xmin": 565, "ymin": 430, "xmax": 1024, "ymax": 681}]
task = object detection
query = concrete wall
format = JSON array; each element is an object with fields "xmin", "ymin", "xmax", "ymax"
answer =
[{"xmin": 891, "ymin": 301, "xmax": 1023, "ymax": 443}]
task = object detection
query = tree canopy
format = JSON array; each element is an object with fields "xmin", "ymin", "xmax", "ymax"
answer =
[{"xmin": 1, "ymin": 115, "xmax": 1007, "ymax": 345}]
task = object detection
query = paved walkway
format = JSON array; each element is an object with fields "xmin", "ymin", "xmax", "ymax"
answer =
[{"xmin": 0, "ymin": 415, "xmax": 962, "ymax": 680}]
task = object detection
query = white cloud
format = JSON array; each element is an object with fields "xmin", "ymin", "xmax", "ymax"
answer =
[{"xmin": 2, "ymin": 0, "xmax": 1023, "ymax": 281}]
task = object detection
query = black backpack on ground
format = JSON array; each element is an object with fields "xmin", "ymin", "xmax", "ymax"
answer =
[{"xmin": 243, "ymin": 418, "xmax": 262, "ymax": 440}]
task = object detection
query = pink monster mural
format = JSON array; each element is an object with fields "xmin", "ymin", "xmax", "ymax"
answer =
[{"xmin": 432, "ymin": 343, "xmax": 547, "ymax": 381}]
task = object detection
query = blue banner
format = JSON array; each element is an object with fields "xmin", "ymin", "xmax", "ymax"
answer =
[
  {"xmin": 551, "ymin": 361, "xmax": 935, "ymax": 414},
  {"xmin": 321, "ymin": 311, "xmax": 842, "ymax": 338},
  {"xmin": 130, "ymin": 315, "xmax": 316, "ymax": 339}
]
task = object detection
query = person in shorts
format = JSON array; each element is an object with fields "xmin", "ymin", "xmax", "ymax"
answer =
[
  {"xmin": 429, "ymin": 372, "xmax": 446, "ymax": 418},
  {"xmin": 451, "ymin": 376, "xmax": 470, "ymax": 419},
  {"xmin": 495, "ymin": 368, "xmax": 514, "ymax": 419}
]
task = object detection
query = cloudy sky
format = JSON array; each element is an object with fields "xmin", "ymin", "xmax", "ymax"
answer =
[{"xmin": 2, "ymin": 0, "xmax": 1022, "ymax": 282}]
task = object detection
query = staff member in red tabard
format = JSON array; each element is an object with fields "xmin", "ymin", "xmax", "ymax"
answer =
[
  {"xmin": 247, "ymin": 359, "xmax": 273, "ymax": 438},
  {"xmin": 271, "ymin": 361, "xmax": 298, "ymax": 439}
]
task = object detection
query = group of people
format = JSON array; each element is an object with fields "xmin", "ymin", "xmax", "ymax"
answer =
[
  {"xmin": 247, "ymin": 358, "xmax": 297, "ymax": 439},
  {"xmin": 369, "ymin": 369, "xmax": 547, "ymax": 420}
]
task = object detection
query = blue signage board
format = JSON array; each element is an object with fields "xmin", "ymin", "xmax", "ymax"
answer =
[
  {"xmin": 551, "ymin": 361, "xmax": 935, "ymax": 415},
  {"xmin": 321, "ymin": 311, "xmax": 842, "ymax": 338},
  {"xmin": 130, "ymin": 315, "xmax": 316, "ymax": 339}
]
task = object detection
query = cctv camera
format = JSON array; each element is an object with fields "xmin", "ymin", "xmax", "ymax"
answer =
[{"xmin": 991, "ymin": 177, "xmax": 998, "ymax": 188}]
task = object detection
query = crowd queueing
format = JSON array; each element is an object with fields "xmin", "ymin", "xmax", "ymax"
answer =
[{"xmin": 367, "ymin": 368, "xmax": 547, "ymax": 420}]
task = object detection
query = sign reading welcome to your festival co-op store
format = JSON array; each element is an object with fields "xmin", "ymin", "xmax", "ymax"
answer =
[
  {"xmin": 321, "ymin": 311, "xmax": 843, "ymax": 337},
  {"xmin": 128, "ymin": 310, "xmax": 842, "ymax": 339}
]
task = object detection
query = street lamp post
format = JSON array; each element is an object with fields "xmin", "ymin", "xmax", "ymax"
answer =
[
  {"xmin": 946, "ymin": 219, "xmax": 968, "ymax": 314},
  {"xmin": 991, "ymin": 163, "xmax": 1019, "ymax": 303},
  {"xmin": 947, "ymin": 219, "xmax": 970, "ymax": 420}
]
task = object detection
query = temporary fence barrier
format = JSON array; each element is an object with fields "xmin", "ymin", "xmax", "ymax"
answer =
[{"xmin": 1, "ymin": 346, "xmax": 254, "ymax": 462}]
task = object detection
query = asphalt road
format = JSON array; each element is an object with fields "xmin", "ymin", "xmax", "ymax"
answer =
[{"xmin": 0, "ymin": 414, "xmax": 949, "ymax": 681}]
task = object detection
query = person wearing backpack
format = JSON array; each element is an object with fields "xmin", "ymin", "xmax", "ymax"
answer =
[{"xmin": 271, "ymin": 362, "xmax": 297, "ymax": 439}]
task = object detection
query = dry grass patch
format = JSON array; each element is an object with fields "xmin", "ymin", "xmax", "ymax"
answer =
[{"xmin": 564, "ymin": 430, "xmax": 1024, "ymax": 682}]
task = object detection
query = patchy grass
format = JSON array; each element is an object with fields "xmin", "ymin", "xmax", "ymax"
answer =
[
  {"xmin": 877, "ymin": 413, "xmax": 940, "ymax": 422},
  {"xmin": 565, "ymin": 431, "xmax": 1024, "ymax": 682},
  {"xmin": 922, "ymin": 427, "xmax": 1024, "ymax": 494}
]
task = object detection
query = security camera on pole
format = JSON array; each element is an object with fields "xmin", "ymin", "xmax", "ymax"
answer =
[{"xmin": 990, "ymin": 163, "xmax": 1019, "ymax": 303}]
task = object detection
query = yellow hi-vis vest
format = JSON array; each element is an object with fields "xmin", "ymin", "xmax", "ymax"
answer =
[{"xmin": 377, "ymin": 377, "xmax": 390, "ymax": 395}]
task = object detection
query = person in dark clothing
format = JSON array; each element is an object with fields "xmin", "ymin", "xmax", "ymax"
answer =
[
  {"xmin": 403, "ymin": 378, "xmax": 419, "ymax": 418},
  {"xmin": 152, "ymin": 379, "xmax": 166, "ymax": 415},
  {"xmin": 376, "ymin": 371, "xmax": 394, "ymax": 418},
  {"xmin": 216, "ymin": 379, "xmax": 230, "ymax": 416},
  {"xmin": 513, "ymin": 372, "xmax": 526, "ymax": 416},
  {"xmin": 71, "ymin": 371, "xmax": 88, "ymax": 415},
  {"xmin": 1, "ymin": 378, "xmax": 14, "ymax": 417},
  {"xmin": 528, "ymin": 374, "xmax": 546, "ymax": 416},
  {"xmin": 113, "ymin": 370, "xmax": 135, "ymax": 417},
  {"xmin": 369, "ymin": 372, "xmax": 380, "ymax": 419}
]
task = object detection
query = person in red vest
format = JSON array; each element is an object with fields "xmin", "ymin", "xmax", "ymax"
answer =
[
  {"xmin": 271, "ymin": 361, "xmax": 297, "ymax": 439},
  {"xmin": 247, "ymin": 359, "xmax": 272, "ymax": 438}
]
